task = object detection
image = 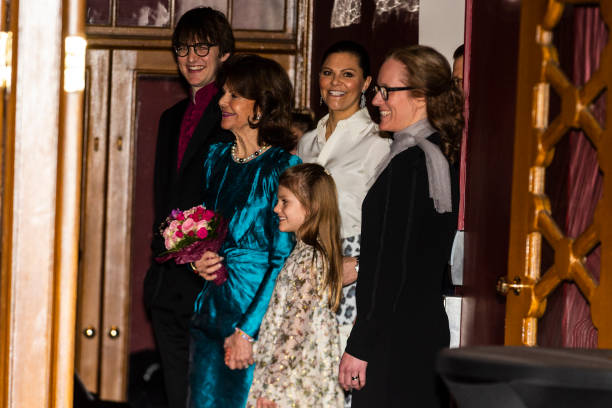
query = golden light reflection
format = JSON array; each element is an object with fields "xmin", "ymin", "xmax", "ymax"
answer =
[{"xmin": 64, "ymin": 36, "xmax": 87, "ymax": 92}]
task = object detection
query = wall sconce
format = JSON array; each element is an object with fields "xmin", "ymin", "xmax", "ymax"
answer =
[
  {"xmin": 64, "ymin": 36, "xmax": 87, "ymax": 93},
  {"xmin": 0, "ymin": 31, "xmax": 12, "ymax": 90}
]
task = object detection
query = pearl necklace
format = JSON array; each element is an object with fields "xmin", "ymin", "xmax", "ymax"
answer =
[{"xmin": 231, "ymin": 143, "xmax": 270, "ymax": 163}]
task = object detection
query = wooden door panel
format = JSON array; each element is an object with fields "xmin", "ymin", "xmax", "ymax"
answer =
[
  {"xmin": 76, "ymin": 49, "xmax": 111, "ymax": 394},
  {"xmin": 130, "ymin": 54, "xmax": 186, "ymax": 354},
  {"xmin": 504, "ymin": 0, "xmax": 612, "ymax": 347},
  {"xmin": 76, "ymin": 48, "xmax": 180, "ymax": 401},
  {"xmin": 98, "ymin": 50, "xmax": 137, "ymax": 401},
  {"xmin": 89, "ymin": 49, "xmax": 184, "ymax": 401}
]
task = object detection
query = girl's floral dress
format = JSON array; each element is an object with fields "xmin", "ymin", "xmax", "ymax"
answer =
[{"xmin": 247, "ymin": 240, "xmax": 344, "ymax": 408}]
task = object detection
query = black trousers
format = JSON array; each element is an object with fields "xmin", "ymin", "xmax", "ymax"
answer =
[{"xmin": 151, "ymin": 308, "xmax": 192, "ymax": 408}]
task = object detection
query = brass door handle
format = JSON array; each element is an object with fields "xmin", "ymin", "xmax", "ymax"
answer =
[
  {"xmin": 497, "ymin": 276, "xmax": 529, "ymax": 296},
  {"xmin": 83, "ymin": 326, "xmax": 96, "ymax": 338},
  {"xmin": 108, "ymin": 326, "xmax": 120, "ymax": 339}
]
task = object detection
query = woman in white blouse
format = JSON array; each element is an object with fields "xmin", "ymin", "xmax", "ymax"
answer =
[{"xmin": 297, "ymin": 40, "xmax": 391, "ymax": 374}]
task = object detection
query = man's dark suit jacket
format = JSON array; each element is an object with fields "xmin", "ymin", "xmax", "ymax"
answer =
[{"xmin": 143, "ymin": 91, "xmax": 232, "ymax": 316}]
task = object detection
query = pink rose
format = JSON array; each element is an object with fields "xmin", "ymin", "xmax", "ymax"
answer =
[
  {"xmin": 175, "ymin": 230, "xmax": 184, "ymax": 238},
  {"xmin": 176, "ymin": 213, "xmax": 185, "ymax": 221},
  {"xmin": 197, "ymin": 228, "xmax": 208, "ymax": 239},
  {"xmin": 181, "ymin": 218, "xmax": 196, "ymax": 232},
  {"xmin": 188, "ymin": 231, "xmax": 195, "ymax": 237},
  {"xmin": 202, "ymin": 209, "xmax": 215, "ymax": 221}
]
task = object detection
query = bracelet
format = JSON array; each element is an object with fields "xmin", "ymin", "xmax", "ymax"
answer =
[{"xmin": 235, "ymin": 327, "xmax": 254, "ymax": 343}]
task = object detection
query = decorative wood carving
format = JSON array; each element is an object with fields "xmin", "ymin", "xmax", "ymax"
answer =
[{"xmin": 505, "ymin": 0, "xmax": 611, "ymax": 347}]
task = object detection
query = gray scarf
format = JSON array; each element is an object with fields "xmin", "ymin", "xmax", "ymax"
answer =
[{"xmin": 371, "ymin": 118, "xmax": 452, "ymax": 213}]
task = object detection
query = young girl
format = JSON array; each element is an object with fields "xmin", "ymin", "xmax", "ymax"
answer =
[{"xmin": 245, "ymin": 163, "xmax": 345, "ymax": 408}]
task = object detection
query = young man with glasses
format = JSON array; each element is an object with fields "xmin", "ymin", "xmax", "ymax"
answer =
[{"xmin": 143, "ymin": 7, "xmax": 234, "ymax": 408}]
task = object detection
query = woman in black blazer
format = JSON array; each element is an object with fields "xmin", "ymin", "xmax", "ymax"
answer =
[{"xmin": 338, "ymin": 45, "xmax": 463, "ymax": 407}]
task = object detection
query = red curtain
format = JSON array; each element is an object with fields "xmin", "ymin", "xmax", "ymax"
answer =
[
  {"xmin": 457, "ymin": 0, "xmax": 472, "ymax": 230},
  {"xmin": 560, "ymin": 6, "xmax": 606, "ymax": 348}
]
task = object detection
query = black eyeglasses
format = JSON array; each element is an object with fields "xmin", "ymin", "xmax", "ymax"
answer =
[
  {"xmin": 373, "ymin": 84, "xmax": 416, "ymax": 101},
  {"xmin": 173, "ymin": 43, "xmax": 216, "ymax": 57}
]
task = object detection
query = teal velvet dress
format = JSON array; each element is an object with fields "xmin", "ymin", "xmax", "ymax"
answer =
[{"xmin": 189, "ymin": 142, "xmax": 301, "ymax": 408}]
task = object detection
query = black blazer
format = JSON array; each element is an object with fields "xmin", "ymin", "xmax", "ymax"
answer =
[
  {"xmin": 143, "ymin": 91, "xmax": 233, "ymax": 315},
  {"xmin": 345, "ymin": 134, "xmax": 458, "ymax": 405}
]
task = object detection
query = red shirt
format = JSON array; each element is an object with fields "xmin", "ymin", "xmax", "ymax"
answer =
[{"xmin": 177, "ymin": 82, "xmax": 219, "ymax": 169}]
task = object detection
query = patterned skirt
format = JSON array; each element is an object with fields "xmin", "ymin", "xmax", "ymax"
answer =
[
  {"xmin": 337, "ymin": 235, "xmax": 360, "ymax": 329},
  {"xmin": 338, "ymin": 235, "xmax": 360, "ymax": 408}
]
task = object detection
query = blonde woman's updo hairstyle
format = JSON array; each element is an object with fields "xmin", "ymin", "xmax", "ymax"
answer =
[{"xmin": 387, "ymin": 45, "xmax": 464, "ymax": 164}]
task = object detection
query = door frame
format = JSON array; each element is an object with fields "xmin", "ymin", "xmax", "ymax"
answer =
[{"xmin": 0, "ymin": 0, "xmax": 86, "ymax": 406}]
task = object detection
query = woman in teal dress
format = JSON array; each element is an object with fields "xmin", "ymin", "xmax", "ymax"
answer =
[{"xmin": 189, "ymin": 54, "xmax": 301, "ymax": 407}]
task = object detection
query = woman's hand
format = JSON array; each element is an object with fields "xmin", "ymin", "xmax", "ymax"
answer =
[
  {"xmin": 339, "ymin": 352, "xmax": 367, "ymax": 391},
  {"xmin": 193, "ymin": 251, "xmax": 224, "ymax": 281},
  {"xmin": 256, "ymin": 397, "xmax": 277, "ymax": 408},
  {"xmin": 223, "ymin": 331, "xmax": 254, "ymax": 370},
  {"xmin": 342, "ymin": 256, "xmax": 358, "ymax": 286}
]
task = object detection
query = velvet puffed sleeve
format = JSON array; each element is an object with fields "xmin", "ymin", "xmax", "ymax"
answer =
[{"xmin": 237, "ymin": 153, "xmax": 302, "ymax": 337}]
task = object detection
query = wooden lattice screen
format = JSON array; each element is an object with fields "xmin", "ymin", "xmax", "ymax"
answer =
[{"xmin": 503, "ymin": 0, "xmax": 611, "ymax": 347}]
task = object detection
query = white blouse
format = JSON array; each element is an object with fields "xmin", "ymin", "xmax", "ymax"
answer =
[{"xmin": 297, "ymin": 108, "xmax": 391, "ymax": 238}]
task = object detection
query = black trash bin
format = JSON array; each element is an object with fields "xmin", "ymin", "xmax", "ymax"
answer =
[{"xmin": 436, "ymin": 346, "xmax": 612, "ymax": 408}]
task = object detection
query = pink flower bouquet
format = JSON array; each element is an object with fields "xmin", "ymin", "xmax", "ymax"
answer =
[{"xmin": 156, "ymin": 205, "xmax": 228, "ymax": 285}]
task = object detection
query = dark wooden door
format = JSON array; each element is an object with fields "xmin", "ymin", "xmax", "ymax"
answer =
[{"xmin": 459, "ymin": 0, "xmax": 522, "ymax": 347}]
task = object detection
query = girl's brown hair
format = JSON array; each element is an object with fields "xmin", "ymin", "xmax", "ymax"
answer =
[
  {"xmin": 278, "ymin": 163, "xmax": 343, "ymax": 311},
  {"xmin": 387, "ymin": 45, "xmax": 464, "ymax": 164}
]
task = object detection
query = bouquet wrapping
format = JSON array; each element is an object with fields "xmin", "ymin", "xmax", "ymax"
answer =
[{"xmin": 156, "ymin": 205, "xmax": 228, "ymax": 285}]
